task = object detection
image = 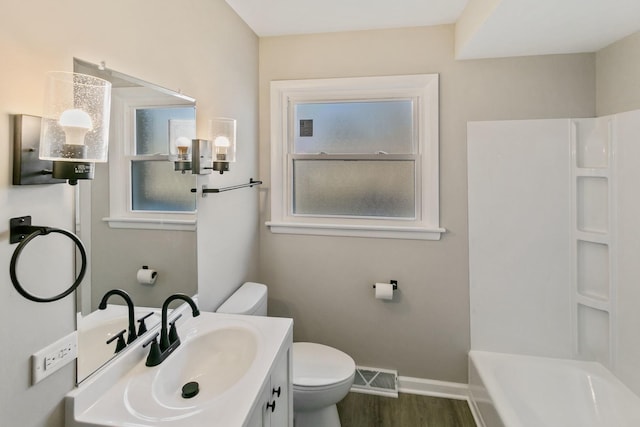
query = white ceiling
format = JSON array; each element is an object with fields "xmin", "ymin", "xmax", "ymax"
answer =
[
  {"xmin": 224, "ymin": 0, "xmax": 640, "ymax": 59},
  {"xmin": 224, "ymin": 0, "xmax": 467, "ymax": 37}
]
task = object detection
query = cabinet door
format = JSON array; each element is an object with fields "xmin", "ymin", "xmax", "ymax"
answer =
[
  {"xmin": 269, "ymin": 347, "xmax": 292, "ymax": 427},
  {"xmin": 246, "ymin": 384, "xmax": 270, "ymax": 427},
  {"xmin": 247, "ymin": 346, "xmax": 293, "ymax": 427}
]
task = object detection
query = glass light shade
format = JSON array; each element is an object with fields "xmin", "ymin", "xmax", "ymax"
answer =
[
  {"xmin": 168, "ymin": 118, "xmax": 196, "ymax": 162},
  {"xmin": 39, "ymin": 71, "xmax": 111, "ymax": 162},
  {"xmin": 209, "ymin": 118, "xmax": 236, "ymax": 163},
  {"xmin": 172, "ymin": 136, "xmax": 192, "ymax": 160}
]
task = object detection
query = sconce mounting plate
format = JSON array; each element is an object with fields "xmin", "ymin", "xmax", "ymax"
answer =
[
  {"xmin": 12, "ymin": 115, "xmax": 65, "ymax": 185},
  {"xmin": 191, "ymin": 139, "xmax": 213, "ymax": 175}
]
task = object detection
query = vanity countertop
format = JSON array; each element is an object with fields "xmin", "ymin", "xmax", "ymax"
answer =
[{"xmin": 65, "ymin": 308, "xmax": 293, "ymax": 427}]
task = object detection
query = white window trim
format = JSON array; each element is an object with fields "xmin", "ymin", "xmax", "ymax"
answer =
[
  {"xmin": 103, "ymin": 87, "xmax": 196, "ymax": 231},
  {"xmin": 267, "ymin": 74, "xmax": 444, "ymax": 240}
]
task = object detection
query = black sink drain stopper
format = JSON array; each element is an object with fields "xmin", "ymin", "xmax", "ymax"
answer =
[{"xmin": 182, "ymin": 381, "xmax": 199, "ymax": 399}]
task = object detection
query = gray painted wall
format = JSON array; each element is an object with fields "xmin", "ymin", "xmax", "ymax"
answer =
[
  {"xmin": 89, "ymin": 162, "xmax": 198, "ymax": 311},
  {"xmin": 596, "ymin": 31, "xmax": 640, "ymax": 116},
  {"xmin": 0, "ymin": 1, "xmax": 257, "ymax": 426},
  {"xmin": 258, "ymin": 25, "xmax": 596, "ymax": 383}
]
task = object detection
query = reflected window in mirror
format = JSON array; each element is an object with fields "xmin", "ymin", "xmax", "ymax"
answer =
[
  {"xmin": 106, "ymin": 87, "xmax": 197, "ymax": 230},
  {"xmin": 131, "ymin": 107, "xmax": 196, "ymax": 212}
]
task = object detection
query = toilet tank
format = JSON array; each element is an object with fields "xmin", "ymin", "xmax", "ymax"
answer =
[{"xmin": 216, "ymin": 282, "xmax": 267, "ymax": 316}]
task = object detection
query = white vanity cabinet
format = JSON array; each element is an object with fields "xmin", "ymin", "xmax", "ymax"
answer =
[
  {"xmin": 66, "ymin": 311, "xmax": 293, "ymax": 427},
  {"xmin": 246, "ymin": 345, "xmax": 292, "ymax": 427}
]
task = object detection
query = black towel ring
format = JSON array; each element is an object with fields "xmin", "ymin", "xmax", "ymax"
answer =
[{"xmin": 9, "ymin": 226, "xmax": 87, "ymax": 303}]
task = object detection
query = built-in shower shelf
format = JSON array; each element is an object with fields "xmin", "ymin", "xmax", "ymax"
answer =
[
  {"xmin": 575, "ymin": 168, "xmax": 609, "ymax": 178},
  {"xmin": 571, "ymin": 116, "xmax": 614, "ymax": 367},
  {"xmin": 576, "ymin": 294, "xmax": 610, "ymax": 311},
  {"xmin": 575, "ymin": 231, "xmax": 609, "ymax": 244}
]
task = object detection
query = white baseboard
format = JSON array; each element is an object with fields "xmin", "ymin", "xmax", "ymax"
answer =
[
  {"xmin": 397, "ymin": 376, "xmax": 469, "ymax": 400},
  {"xmin": 350, "ymin": 387, "xmax": 399, "ymax": 398}
]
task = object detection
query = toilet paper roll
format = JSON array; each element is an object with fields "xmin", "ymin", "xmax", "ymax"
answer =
[
  {"xmin": 137, "ymin": 268, "xmax": 158, "ymax": 285},
  {"xmin": 374, "ymin": 282, "xmax": 394, "ymax": 300}
]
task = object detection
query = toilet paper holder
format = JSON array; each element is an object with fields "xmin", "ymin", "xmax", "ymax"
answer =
[
  {"xmin": 373, "ymin": 280, "xmax": 398, "ymax": 290},
  {"xmin": 137, "ymin": 265, "xmax": 158, "ymax": 285}
]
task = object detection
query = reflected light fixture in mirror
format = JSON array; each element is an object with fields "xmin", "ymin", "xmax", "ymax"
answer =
[
  {"xmin": 169, "ymin": 118, "xmax": 196, "ymax": 173},
  {"xmin": 171, "ymin": 117, "xmax": 236, "ymax": 175},
  {"xmin": 39, "ymin": 71, "xmax": 112, "ymax": 185}
]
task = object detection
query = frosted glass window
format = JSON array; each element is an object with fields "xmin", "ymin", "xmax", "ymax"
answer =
[
  {"xmin": 131, "ymin": 161, "xmax": 196, "ymax": 211},
  {"xmin": 131, "ymin": 106, "xmax": 195, "ymax": 214},
  {"xmin": 269, "ymin": 74, "xmax": 441, "ymax": 240},
  {"xmin": 135, "ymin": 107, "xmax": 195, "ymax": 155},
  {"xmin": 292, "ymin": 99, "xmax": 416, "ymax": 219},
  {"xmin": 294, "ymin": 101, "xmax": 413, "ymax": 154},
  {"xmin": 293, "ymin": 160, "xmax": 415, "ymax": 218}
]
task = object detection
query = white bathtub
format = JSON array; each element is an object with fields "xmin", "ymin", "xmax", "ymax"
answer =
[{"xmin": 469, "ymin": 351, "xmax": 640, "ymax": 427}]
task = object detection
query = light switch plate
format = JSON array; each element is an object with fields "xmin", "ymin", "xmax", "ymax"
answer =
[{"xmin": 31, "ymin": 330, "xmax": 78, "ymax": 384}]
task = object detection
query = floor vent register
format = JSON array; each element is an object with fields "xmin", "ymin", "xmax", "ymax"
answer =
[{"xmin": 351, "ymin": 366, "xmax": 398, "ymax": 398}]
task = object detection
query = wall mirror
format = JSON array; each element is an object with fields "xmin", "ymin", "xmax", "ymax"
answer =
[{"xmin": 73, "ymin": 59, "xmax": 198, "ymax": 383}]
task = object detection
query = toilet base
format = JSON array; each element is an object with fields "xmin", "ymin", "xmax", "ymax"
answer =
[{"xmin": 294, "ymin": 403, "xmax": 341, "ymax": 427}]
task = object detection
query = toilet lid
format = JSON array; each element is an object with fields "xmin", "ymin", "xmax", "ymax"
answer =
[{"xmin": 293, "ymin": 342, "xmax": 356, "ymax": 387}]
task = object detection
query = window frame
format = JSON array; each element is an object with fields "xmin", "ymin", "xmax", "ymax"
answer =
[
  {"xmin": 103, "ymin": 87, "xmax": 197, "ymax": 231},
  {"xmin": 268, "ymin": 74, "xmax": 444, "ymax": 240}
]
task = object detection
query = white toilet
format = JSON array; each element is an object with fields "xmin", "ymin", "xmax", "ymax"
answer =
[{"xmin": 217, "ymin": 282, "xmax": 356, "ymax": 427}]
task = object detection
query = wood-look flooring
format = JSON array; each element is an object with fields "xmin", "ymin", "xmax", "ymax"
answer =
[{"xmin": 336, "ymin": 392, "xmax": 477, "ymax": 427}]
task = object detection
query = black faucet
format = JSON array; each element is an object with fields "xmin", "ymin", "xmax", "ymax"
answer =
[
  {"xmin": 98, "ymin": 289, "xmax": 137, "ymax": 344},
  {"xmin": 106, "ymin": 329, "xmax": 128, "ymax": 353},
  {"xmin": 143, "ymin": 293, "xmax": 200, "ymax": 367}
]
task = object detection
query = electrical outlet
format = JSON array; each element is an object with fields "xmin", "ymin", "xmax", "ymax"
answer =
[{"xmin": 32, "ymin": 331, "xmax": 77, "ymax": 384}]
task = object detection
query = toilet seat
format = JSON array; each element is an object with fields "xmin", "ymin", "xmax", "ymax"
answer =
[{"xmin": 293, "ymin": 342, "xmax": 356, "ymax": 388}]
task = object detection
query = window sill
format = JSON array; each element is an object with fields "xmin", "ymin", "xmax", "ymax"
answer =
[
  {"xmin": 265, "ymin": 221, "xmax": 445, "ymax": 240},
  {"xmin": 103, "ymin": 217, "xmax": 196, "ymax": 231}
]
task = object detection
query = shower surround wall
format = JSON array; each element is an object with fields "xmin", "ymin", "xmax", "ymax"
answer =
[
  {"xmin": 468, "ymin": 119, "xmax": 573, "ymax": 359},
  {"xmin": 468, "ymin": 109, "xmax": 640, "ymax": 396}
]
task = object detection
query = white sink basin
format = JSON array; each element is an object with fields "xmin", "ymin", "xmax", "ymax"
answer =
[
  {"xmin": 66, "ymin": 309, "xmax": 293, "ymax": 427},
  {"xmin": 125, "ymin": 326, "xmax": 258, "ymax": 418},
  {"xmin": 157, "ymin": 326, "xmax": 257, "ymax": 397}
]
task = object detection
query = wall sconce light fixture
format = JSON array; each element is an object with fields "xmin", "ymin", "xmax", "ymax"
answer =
[
  {"xmin": 209, "ymin": 118, "xmax": 236, "ymax": 174},
  {"xmin": 13, "ymin": 71, "xmax": 112, "ymax": 186},
  {"xmin": 40, "ymin": 71, "xmax": 111, "ymax": 184}
]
